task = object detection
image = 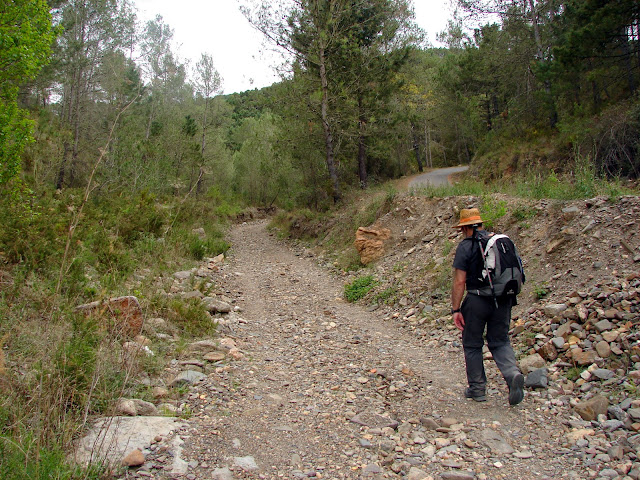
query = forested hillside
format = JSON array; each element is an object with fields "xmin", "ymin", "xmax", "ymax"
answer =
[{"xmin": 0, "ymin": 0, "xmax": 639, "ymax": 478}]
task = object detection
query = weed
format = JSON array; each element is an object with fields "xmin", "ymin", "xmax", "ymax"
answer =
[
  {"xmin": 164, "ymin": 298, "xmax": 217, "ymax": 337},
  {"xmin": 0, "ymin": 434, "xmax": 105, "ymax": 479},
  {"xmin": 344, "ymin": 275, "xmax": 378, "ymax": 302},
  {"xmin": 512, "ymin": 205, "xmax": 539, "ymax": 222},
  {"xmin": 336, "ymin": 249, "xmax": 364, "ymax": 272},
  {"xmin": 392, "ymin": 262, "xmax": 407, "ymax": 273},
  {"xmin": 441, "ymin": 239, "xmax": 454, "ymax": 257},
  {"xmin": 480, "ymin": 196, "xmax": 507, "ymax": 230},
  {"xmin": 187, "ymin": 236, "xmax": 230, "ymax": 260},
  {"xmin": 533, "ymin": 282, "xmax": 549, "ymax": 299},
  {"xmin": 374, "ymin": 287, "xmax": 397, "ymax": 305},
  {"xmin": 432, "ymin": 262, "xmax": 453, "ymax": 293},
  {"xmin": 566, "ymin": 366, "xmax": 587, "ymax": 381}
]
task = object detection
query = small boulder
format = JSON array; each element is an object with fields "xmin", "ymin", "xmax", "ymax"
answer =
[
  {"xmin": 574, "ymin": 394, "xmax": 609, "ymax": 421},
  {"xmin": 354, "ymin": 226, "xmax": 392, "ymax": 265},
  {"xmin": 169, "ymin": 370, "xmax": 206, "ymax": 387},
  {"xmin": 544, "ymin": 303, "xmax": 568, "ymax": 317},
  {"xmin": 122, "ymin": 449, "xmax": 145, "ymax": 467},
  {"xmin": 203, "ymin": 297, "xmax": 232, "ymax": 314},
  {"xmin": 519, "ymin": 353, "xmax": 546, "ymax": 374},
  {"xmin": 525, "ymin": 368, "xmax": 548, "ymax": 389}
]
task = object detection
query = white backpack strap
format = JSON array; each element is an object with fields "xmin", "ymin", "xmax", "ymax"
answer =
[{"xmin": 483, "ymin": 234, "xmax": 508, "ymax": 257}]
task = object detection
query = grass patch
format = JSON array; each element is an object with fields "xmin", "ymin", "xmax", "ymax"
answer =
[
  {"xmin": 344, "ymin": 275, "xmax": 378, "ymax": 302},
  {"xmin": 566, "ymin": 366, "xmax": 587, "ymax": 382},
  {"xmin": 374, "ymin": 287, "xmax": 397, "ymax": 305},
  {"xmin": 533, "ymin": 281, "xmax": 550, "ymax": 300}
]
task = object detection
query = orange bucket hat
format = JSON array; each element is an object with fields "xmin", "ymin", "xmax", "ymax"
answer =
[{"xmin": 452, "ymin": 208, "xmax": 483, "ymax": 228}]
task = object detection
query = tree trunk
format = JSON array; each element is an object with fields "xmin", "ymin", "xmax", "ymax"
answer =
[
  {"xmin": 412, "ymin": 124, "xmax": 423, "ymax": 172},
  {"xmin": 426, "ymin": 124, "xmax": 433, "ymax": 168},
  {"xmin": 528, "ymin": 0, "xmax": 557, "ymax": 127},
  {"xmin": 319, "ymin": 46, "xmax": 341, "ymax": 203},
  {"xmin": 357, "ymin": 96, "xmax": 367, "ymax": 188},
  {"xmin": 485, "ymin": 94, "xmax": 492, "ymax": 131},
  {"xmin": 56, "ymin": 142, "xmax": 71, "ymax": 189},
  {"xmin": 201, "ymin": 97, "xmax": 209, "ymax": 156},
  {"xmin": 620, "ymin": 28, "xmax": 636, "ymax": 94}
]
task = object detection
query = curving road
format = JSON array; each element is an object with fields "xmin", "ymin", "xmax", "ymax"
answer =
[{"xmin": 408, "ymin": 165, "xmax": 469, "ymax": 189}]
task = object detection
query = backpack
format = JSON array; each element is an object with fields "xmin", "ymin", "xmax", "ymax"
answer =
[{"xmin": 475, "ymin": 230, "xmax": 525, "ymax": 299}]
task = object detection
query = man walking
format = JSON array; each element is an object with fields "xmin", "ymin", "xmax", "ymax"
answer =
[{"xmin": 450, "ymin": 208, "xmax": 525, "ymax": 405}]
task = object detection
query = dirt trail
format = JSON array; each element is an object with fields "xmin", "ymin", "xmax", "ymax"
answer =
[{"xmin": 176, "ymin": 220, "xmax": 582, "ymax": 480}]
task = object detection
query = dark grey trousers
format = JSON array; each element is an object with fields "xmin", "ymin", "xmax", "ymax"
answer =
[{"xmin": 461, "ymin": 294, "xmax": 521, "ymax": 396}]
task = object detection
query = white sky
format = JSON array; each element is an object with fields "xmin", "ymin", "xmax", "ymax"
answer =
[{"xmin": 134, "ymin": 0, "xmax": 454, "ymax": 95}]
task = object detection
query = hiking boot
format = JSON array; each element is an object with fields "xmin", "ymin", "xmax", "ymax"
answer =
[
  {"xmin": 508, "ymin": 373, "xmax": 525, "ymax": 406},
  {"xmin": 464, "ymin": 387, "xmax": 486, "ymax": 402}
]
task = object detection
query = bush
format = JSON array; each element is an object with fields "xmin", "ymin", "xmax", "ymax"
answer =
[
  {"xmin": 344, "ymin": 275, "xmax": 378, "ymax": 302},
  {"xmin": 187, "ymin": 236, "xmax": 230, "ymax": 261},
  {"xmin": 164, "ymin": 298, "xmax": 217, "ymax": 337}
]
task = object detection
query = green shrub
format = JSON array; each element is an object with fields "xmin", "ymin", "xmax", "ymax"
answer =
[
  {"xmin": 533, "ymin": 282, "xmax": 549, "ymax": 299},
  {"xmin": 566, "ymin": 366, "xmax": 586, "ymax": 381},
  {"xmin": 374, "ymin": 287, "xmax": 397, "ymax": 305},
  {"xmin": 344, "ymin": 275, "xmax": 378, "ymax": 302},
  {"xmin": 441, "ymin": 239, "xmax": 454, "ymax": 257},
  {"xmin": 480, "ymin": 196, "xmax": 507, "ymax": 230},
  {"xmin": 512, "ymin": 204, "xmax": 539, "ymax": 222},
  {"xmin": 187, "ymin": 236, "xmax": 230, "ymax": 260},
  {"xmin": 165, "ymin": 298, "xmax": 217, "ymax": 337}
]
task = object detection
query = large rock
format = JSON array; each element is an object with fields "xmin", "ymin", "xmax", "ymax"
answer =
[
  {"xmin": 203, "ymin": 297, "xmax": 232, "ymax": 314},
  {"xmin": 574, "ymin": 394, "xmax": 610, "ymax": 421},
  {"xmin": 538, "ymin": 341, "xmax": 558, "ymax": 361},
  {"xmin": 170, "ymin": 370, "xmax": 206, "ymax": 387},
  {"xmin": 76, "ymin": 296, "xmax": 143, "ymax": 338},
  {"xmin": 74, "ymin": 416, "xmax": 186, "ymax": 467},
  {"xmin": 544, "ymin": 303, "xmax": 568, "ymax": 317},
  {"xmin": 354, "ymin": 227, "xmax": 392, "ymax": 265},
  {"xmin": 571, "ymin": 349, "xmax": 597, "ymax": 366},
  {"xmin": 519, "ymin": 353, "xmax": 546, "ymax": 374}
]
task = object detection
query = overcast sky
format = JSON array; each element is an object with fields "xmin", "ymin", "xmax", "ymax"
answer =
[{"xmin": 134, "ymin": 0, "xmax": 454, "ymax": 94}]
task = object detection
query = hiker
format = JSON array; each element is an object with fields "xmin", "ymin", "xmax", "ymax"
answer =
[{"xmin": 450, "ymin": 208, "xmax": 525, "ymax": 405}]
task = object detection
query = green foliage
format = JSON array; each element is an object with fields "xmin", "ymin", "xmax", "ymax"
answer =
[
  {"xmin": 0, "ymin": 0, "xmax": 56, "ymax": 186},
  {"xmin": 0, "ymin": 435, "xmax": 104, "ymax": 480},
  {"xmin": 233, "ymin": 113, "xmax": 301, "ymax": 208},
  {"xmin": 566, "ymin": 366, "xmax": 587, "ymax": 382},
  {"xmin": 411, "ymin": 164, "xmax": 632, "ymax": 203},
  {"xmin": 512, "ymin": 204, "xmax": 539, "ymax": 222},
  {"xmin": 54, "ymin": 315, "xmax": 100, "ymax": 402},
  {"xmin": 336, "ymin": 249, "xmax": 364, "ymax": 272},
  {"xmin": 374, "ymin": 287, "xmax": 397, "ymax": 305},
  {"xmin": 164, "ymin": 298, "xmax": 217, "ymax": 337},
  {"xmin": 344, "ymin": 275, "xmax": 378, "ymax": 302},
  {"xmin": 441, "ymin": 239, "xmax": 454, "ymax": 257},
  {"xmin": 479, "ymin": 196, "xmax": 507, "ymax": 230},
  {"xmin": 533, "ymin": 282, "xmax": 549, "ymax": 300},
  {"xmin": 187, "ymin": 235, "xmax": 230, "ymax": 261}
]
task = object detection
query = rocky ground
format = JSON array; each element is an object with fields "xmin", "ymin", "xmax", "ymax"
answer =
[{"xmin": 112, "ymin": 190, "xmax": 640, "ymax": 480}]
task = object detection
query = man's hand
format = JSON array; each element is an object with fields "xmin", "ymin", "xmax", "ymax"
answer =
[{"xmin": 453, "ymin": 311, "xmax": 465, "ymax": 331}]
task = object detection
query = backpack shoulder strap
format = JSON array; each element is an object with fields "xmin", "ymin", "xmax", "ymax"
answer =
[{"xmin": 483, "ymin": 234, "xmax": 508, "ymax": 256}]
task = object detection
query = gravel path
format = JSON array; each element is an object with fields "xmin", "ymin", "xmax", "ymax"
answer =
[
  {"xmin": 407, "ymin": 166, "xmax": 469, "ymax": 189},
  {"xmin": 175, "ymin": 220, "xmax": 589, "ymax": 480}
]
